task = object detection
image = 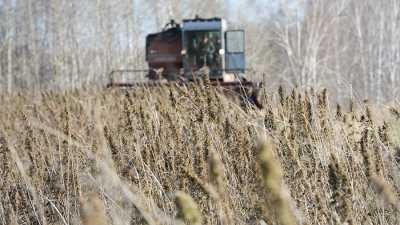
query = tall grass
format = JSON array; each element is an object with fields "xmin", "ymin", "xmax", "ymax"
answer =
[{"xmin": 0, "ymin": 83, "xmax": 399, "ymax": 225}]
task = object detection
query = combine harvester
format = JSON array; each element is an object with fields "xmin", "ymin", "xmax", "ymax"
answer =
[{"xmin": 108, "ymin": 16, "xmax": 262, "ymax": 108}]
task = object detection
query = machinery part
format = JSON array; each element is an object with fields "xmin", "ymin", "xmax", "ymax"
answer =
[
  {"xmin": 107, "ymin": 17, "xmax": 262, "ymax": 108},
  {"xmin": 107, "ymin": 69, "xmax": 263, "ymax": 109},
  {"xmin": 146, "ymin": 23, "xmax": 182, "ymax": 80}
]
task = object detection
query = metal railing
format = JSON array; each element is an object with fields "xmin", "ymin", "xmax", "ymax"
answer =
[{"xmin": 107, "ymin": 68, "xmax": 259, "ymax": 88}]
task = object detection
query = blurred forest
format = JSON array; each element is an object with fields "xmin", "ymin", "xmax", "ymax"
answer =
[{"xmin": 1, "ymin": 0, "xmax": 400, "ymax": 103}]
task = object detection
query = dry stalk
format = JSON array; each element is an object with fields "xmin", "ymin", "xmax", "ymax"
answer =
[
  {"xmin": 80, "ymin": 192, "xmax": 108, "ymax": 225},
  {"xmin": 258, "ymin": 136, "xmax": 297, "ymax": 225},
  {"xmin": 175, "ymin": 191, "xmax": 202, "ymax": 225}
]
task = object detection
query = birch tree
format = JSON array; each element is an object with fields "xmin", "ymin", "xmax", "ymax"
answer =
[{"xmin": 4, "ymin": 0, "xmax": 13, "ymax": 94}]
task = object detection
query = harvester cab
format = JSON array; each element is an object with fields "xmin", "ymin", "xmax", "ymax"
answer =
[
  {"xmin": 115, "ymin": 16, "xmax": 246, "ymax": 83},
  {"xmin": 181, "ymin": 17, "xmax": 246, "ymax": 81}
]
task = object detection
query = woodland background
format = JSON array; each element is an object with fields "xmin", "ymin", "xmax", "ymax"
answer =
[{"xmin": 1, "ymin": 0, "xmax": 400, "ymax": 103}]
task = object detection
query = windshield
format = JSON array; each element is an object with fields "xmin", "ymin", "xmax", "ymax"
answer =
[{"xmin": 184, "ymin": 31, "xmax": 222, "ymax": 75}]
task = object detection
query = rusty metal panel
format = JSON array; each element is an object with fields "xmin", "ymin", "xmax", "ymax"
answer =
[{"xmin": 146, "ymin": 27, "xmax": 183, "ymax": 80}]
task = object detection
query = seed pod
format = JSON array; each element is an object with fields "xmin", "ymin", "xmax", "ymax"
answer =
[
  {"xmin": 175, "ymin": 191, "xmax": 202, "ymax": 225},
  {"xmin": 80, "ymin": 192, "xmax": 108, "ymax": 225}
]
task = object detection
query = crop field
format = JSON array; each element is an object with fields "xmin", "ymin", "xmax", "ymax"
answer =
[{"xmin": 0, "ymin": 83, "xmax": 399, "ymax": 225}]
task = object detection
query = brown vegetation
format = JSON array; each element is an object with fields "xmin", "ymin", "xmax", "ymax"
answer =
[{"xmin": 0, "ymin": 83, "xmax": 399, "ymax": 225}]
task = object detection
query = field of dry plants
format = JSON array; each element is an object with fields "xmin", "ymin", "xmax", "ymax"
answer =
[{"xmin": 0, "ymin": 81, "xmax": 399, "ymax": 225}]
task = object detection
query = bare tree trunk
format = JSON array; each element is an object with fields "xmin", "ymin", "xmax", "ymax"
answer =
[
  {"xmin": 389, "ymin": 0, "xmax": 398, "ymax": 99},
  {"xmin": 376, "ymin": 10, "xmax": 384, "ymax": 103},
  {"xmin": 26, "ymin": 0, "xmax": 40, "ymax": 96},
  {"xmin": 7, "ymin": 37, "xmax": 12, "ymax": 94},
  {"xmin": 96, "ymin": 0, "xmax": 105, "ymax": 82},
  {"xmin": 5, "ymin": 0, "xmax": 13, "ymax": 94},
  {"xmin": 332, "ymin": 1, "xmax": 341, "ymax": 103}
]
